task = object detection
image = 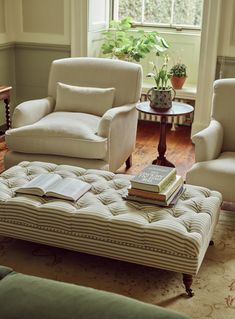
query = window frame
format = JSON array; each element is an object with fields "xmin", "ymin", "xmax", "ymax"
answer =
[{"xmin": 112, "ymin": 0, "xmax": 202, "ymax": 31}]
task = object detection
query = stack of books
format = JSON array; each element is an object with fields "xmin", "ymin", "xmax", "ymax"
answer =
[{"xmin": 124, "ymin": 165, "xmax": 184, "ymax": 207}]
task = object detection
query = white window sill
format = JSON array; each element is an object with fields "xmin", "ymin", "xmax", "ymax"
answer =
[{"xmin": 142, "ymin": 82, "xmax": 197, "ymax": 101}]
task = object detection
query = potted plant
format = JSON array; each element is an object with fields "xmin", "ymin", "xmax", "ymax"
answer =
[
  {"xmin": 146, "ymin": 56, "xmax": 175, "ymax": 110},
  {"xmin": 101, "ymin": 16, "xmax": 169, "ymax": 62},
  {"xmin": 169, "ymin": 63, "xmax": 187, "ymax": 89}
]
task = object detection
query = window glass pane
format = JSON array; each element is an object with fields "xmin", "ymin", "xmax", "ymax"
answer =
[
  {"xmin": 144, "ymin": 0, "xmax": 172, "ymax": 24},
  {"xmin": 173, "ymin": 0, "xmax": 203, "ymax": 27},
  {"xmin": 118, "ymin": 0, "xmax": 142, "ymax": 22}
]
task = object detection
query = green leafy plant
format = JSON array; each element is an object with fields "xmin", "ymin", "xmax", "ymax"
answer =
[
  {"xmin": 146, "ymin": 55, "xmax": 171, "ymax": 90},
  {"xmin": 169, "ymin": 63, "xmax": 187, "ymax": 77},
  {"xmin": 101, "ymin": 16, "xmax": 169, "ymax": 62}
]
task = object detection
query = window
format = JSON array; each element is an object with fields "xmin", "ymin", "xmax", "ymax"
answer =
[{"xmin": 113, "ymin": 0, "xmax": 203, "ymax": 30}]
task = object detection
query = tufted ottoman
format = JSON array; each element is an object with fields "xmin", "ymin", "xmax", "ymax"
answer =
[{"xmin": 0, "ymin": 161, "xmax": 222, "ymax": 296}]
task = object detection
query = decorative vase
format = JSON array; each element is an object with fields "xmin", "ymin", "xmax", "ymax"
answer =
[
  {"xmin": 147, "ymin": 87, "xmax": 176, "ymax": 111},
  {"xmin": 170, "ymin": 76, "xmax": 187, "ymax": 90}
]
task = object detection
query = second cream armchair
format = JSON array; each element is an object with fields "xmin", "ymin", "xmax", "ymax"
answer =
[
  {"xmin": 5, "ymin": 57, "xmax": 143, "ymax": 172},
  {"xmin": 186, "ymin": 78, "xmax": 235, "ymax": 202}
]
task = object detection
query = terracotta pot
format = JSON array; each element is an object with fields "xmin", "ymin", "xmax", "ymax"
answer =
[{"xmin": 170, "ymin": 76, "xmax": 187, "ymax": 90}]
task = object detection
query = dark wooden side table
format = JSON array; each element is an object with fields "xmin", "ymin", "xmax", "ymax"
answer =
[
  {"xmin": 0, "ymin": 86, "xmax": 12, "ymax": 134},
  {"xmin": 137, "ymin": 101, "xmax": 194, "ymax": 167}
]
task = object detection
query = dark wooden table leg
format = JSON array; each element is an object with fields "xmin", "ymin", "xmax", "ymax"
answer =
[
  {"xmin": 4, "ymin": 97, "xmax": 11, "ymax": 129},
  {"xmin": 209, "ymin": 240, "xmax": 214, "ymax": 246},
  {"xmin": 152, "ymin": 115, "xmax": 175, "ymax": 167},
  {"xmin": 125, "ymin": 155, "xmax": 132, "ymax": 169},
  {"xmin": 182, "ymin": 273, "xmax": 194, "ymax": 297}
]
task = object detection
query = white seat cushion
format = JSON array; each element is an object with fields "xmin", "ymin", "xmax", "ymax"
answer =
[
  {"xmin": 5, "ymin": 112, "xmax": 107, "ymax": 159},
  {"xmin": 186, "ymin": 152, "xmax": 235, "ymax": 202}
]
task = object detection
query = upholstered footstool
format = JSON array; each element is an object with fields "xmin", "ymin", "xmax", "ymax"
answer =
[{"xmin": 0, "ymin": 161, "xmax": 222, "ymax": 296}]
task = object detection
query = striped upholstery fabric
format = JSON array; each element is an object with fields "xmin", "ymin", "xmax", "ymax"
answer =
[{"xmin": 0, "ymin": 161, "xmax": 222, "ymax": 275}]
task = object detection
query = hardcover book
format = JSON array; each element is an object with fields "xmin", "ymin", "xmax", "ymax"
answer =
[
  {"xmin": 15, "ymin": 173, "xmax": 91, "ymax": 201},
  {"xmin": 123, "ymin": 185, "xmax": 184, "ymax": 207},
  {"xmin": 128, "ymin": 175, "xmax": 183, "ymax": 201},
  {"xmin": 130, "ymin": 165, "xmax": 177, "ymax": 193}
]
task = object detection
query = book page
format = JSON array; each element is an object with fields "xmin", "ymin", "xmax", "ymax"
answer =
[
  {"xmin": 46, "ymin": 177, "xmax": 91, "ymax": 201},
  {"xmin": 16, "ymin": 173, "xmax": 62, "ymax": 196}
]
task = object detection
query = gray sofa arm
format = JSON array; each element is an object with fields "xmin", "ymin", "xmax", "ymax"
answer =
[
  {"xmin": 0, "ymin": 266, "xmax": 190, "ymax": 319},
  {"xmin": 12, "ymin": 97, "xmax": 55, "ymax": 128}
]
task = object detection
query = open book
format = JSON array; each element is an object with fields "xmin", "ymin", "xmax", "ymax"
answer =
[{"xmin": 15, "ymin": 173, "xmax": 91, "ymax": 201}]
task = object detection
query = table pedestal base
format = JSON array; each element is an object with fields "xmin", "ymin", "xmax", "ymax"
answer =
[
  {"xmin": 152, "ymin": 157, "xmax": 175, "ymax": 167},
  {"xmin": 136, "ymin": 101, "xmax": 194, "ymax": 168}
]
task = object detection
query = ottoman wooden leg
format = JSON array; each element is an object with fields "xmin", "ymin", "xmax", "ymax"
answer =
[
  {"xmin": 125, "ymin": 155, "xmax": 132, "ymax": 169},
  {"xmin": 182, "ymin": 274, "xmax": 194, "ymax": 297}
]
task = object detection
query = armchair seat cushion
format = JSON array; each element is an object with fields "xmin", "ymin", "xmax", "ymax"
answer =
[
  {"xmin": 187, "ymin": 152, "xmax": 235, "ymax": 202},
  {"xmin": 6, "ymin": 112, "xmax": 107, "ymax": 159}
]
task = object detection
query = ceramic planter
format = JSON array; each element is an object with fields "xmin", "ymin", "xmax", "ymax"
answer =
[{"xmin": 147, "ymin": 87, "xmax": 176, "ymax": 110}]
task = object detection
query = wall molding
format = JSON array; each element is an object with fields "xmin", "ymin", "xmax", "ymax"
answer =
[
  {"xmin": 191, "ymin": 0, "xmax": 222, "ymax": 137},
  {"xmin": 217, "ymin": 55, "xmax": 235, "ymax": 63},
  {"xmin": 216, "ymin": 55, "xmax": 235, "ymax": 79},
  {"xmin": 0, "ymin": 41, "xmax": 71, "ymax": 53},
  {"xmin": 15, "ymin": 42, "xmax": 71, "ymax": 52},
  {"xmin": 71, "ymin": 0, "xmax": 88, "ymax": 57},
  {"xmin": 0, "ymin": 42, "xmax": 14, "ymax": 50}
]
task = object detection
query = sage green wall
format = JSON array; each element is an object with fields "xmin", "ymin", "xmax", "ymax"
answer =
[
  {"xmin": 22, "ymin": 0, "xmax": 64, "ymax": 35},
  {"xmin": 0, "ymin": 0, "xmax": 6, "ymax": 33},
  {"xmin": 0, "ymin": 44, "xmax": 16, "ymax": 127},
  {"xmin": 15, "ymin": 43, "xmax": 70, "ymax": 103}
]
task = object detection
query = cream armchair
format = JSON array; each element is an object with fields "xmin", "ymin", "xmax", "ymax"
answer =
[
  {"xmin": 5, "ymin": 57, "xmax": 142, "ymax": 172},
  {"xmin": 186, "ymin": 78, "xmax": 235, "ymax": 202}
]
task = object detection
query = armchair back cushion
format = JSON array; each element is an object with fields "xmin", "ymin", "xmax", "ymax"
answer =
[
  {"xmin": 55, "ymin": 83, "xmax": 115, "ymax": 116},
  {"xmin": 48, "ymin": 57, "xmax": 142, "ymax": 107},
  {"xmin": 213, "ymin": 79, "xmax": 235, "ymax": 152}
]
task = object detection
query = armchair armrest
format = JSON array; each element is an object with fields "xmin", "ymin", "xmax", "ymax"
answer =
[
  {"xmin": 98, "ymin": 104, "xmax": 136, "ymax": 137},
  {"xmin": 98, "ymin": 103, "xmax": 138, "ymax": 172},
  {"xmin": 12, "ymin": 97, "xmax": 55, "ymax": 128},
  {"xmin": 193, "ymin": 119, "xmax": 223, "ymax": 162}
]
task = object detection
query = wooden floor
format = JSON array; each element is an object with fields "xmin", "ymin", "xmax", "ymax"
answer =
[
  {"xmin": 0, "ymin": 120, "xmax": 194, "ymax": 178},
  {"xmin": 117, "ymin": 120, "xmax": 195, "ymax": 180}
]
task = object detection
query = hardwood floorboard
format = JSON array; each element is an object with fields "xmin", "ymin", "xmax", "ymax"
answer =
[{"xmin": 117, "ymin": 120, "xmax": 195, "ymax": 180}]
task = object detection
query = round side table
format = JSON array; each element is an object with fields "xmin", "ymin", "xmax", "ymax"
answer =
[{"xmin": 136, "ymin": 101, "xmax": 194, "ymax": 167}]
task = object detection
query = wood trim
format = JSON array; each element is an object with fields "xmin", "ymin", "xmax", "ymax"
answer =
[
  {"xmin": 71, "ymin": 0, "xmax": 88, "ymax": 57},
  {"xmin": 0, "ymin": 42, "xmax": 71, "ymax": 52},
  {"xmin": 142, "ymin": 83, "xmax": 196, "ymax": 101},
  {"xmin": 15, "ymin": 42, "xmax": 71, "ymax": 52},
  {"xmin": 0, "ymin": 42, "xmax": 14, "ymax": 50},
  {"xmin": 217, "ymin": 56, "xmax": 235, "ymax": 64},
  {"xmin": 191, "ymin": 0, "xmax": 222, "ymax": 137}
]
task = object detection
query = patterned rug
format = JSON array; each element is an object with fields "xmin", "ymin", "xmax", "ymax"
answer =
[{"xmin": 0, "ymin": 210, "xmax": 235, "ymax": 319}]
